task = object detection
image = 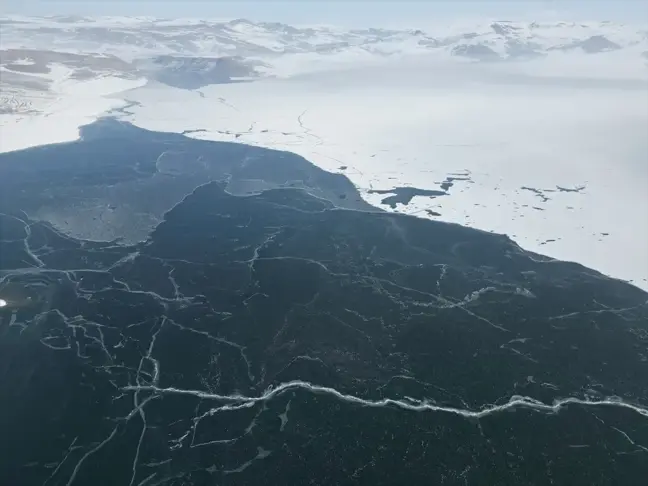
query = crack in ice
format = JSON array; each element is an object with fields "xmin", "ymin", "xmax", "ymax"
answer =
[{"xmin": 123, "ymin": 380, "xmax": 648, "ymax": 421}]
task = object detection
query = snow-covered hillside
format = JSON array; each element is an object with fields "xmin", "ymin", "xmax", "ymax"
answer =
[{"xmin": 0, "ymin": 15, "xmax": 647, "ymax": 289}]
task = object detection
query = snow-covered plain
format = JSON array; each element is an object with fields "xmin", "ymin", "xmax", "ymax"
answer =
[{"xmin": 1, "ymin": 16, "xmax": 647, "ymax": 289}]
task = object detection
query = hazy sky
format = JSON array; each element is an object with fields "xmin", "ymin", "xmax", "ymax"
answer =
[{"xmin": 3, "ymin": 1, "xmax": 646, "ymax": 27}]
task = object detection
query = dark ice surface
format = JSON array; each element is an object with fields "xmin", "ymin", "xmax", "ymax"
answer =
[
  {"xmin": 368, "ymin": 186, "xmax": 447, "ymax": 209},
  {"xmin": 1, "ymin": 119, "xmax": 647, "ymax": 486}
]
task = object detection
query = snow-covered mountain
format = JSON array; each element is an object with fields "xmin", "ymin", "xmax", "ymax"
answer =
[
  {"xmin": 2, "ymin": 15, "xmax": 647, "ymax": 63},
  {"xmin": 1, "ymin": 15, "xmax": 646, "ymax": 111}
]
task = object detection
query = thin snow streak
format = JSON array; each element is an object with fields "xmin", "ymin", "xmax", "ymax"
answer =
[{"xmin": 123, "ymin": 380, "xmax": 648, "ymax": 420}]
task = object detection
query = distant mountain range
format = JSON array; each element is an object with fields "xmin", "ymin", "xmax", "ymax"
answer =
[
  {"xmin": 2, "ymin": 15, "xmax": 647, "ymax": 63},
  {"xmin": 0, "ymin": 15, "xmax": 647, "ymax": 112}
]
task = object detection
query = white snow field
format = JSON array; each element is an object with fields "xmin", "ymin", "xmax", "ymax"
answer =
[
  {"xmin": 0, "ymin": 16, "xmax": 646, "ymax": 288},
  {"xmin": 0, "ymin": 64, "xmax": 147, "ymax": 152}
]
